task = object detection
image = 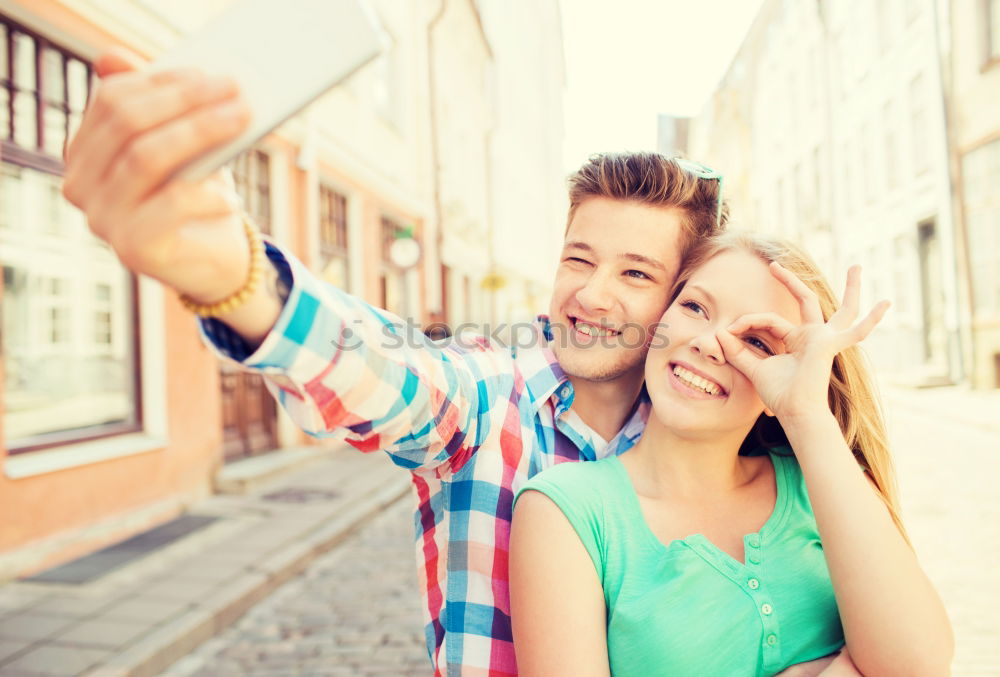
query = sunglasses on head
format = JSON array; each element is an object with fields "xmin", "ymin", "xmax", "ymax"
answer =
[{"xmin": 673, "ymin": 157, "xmax": 725, "ymax": 229}]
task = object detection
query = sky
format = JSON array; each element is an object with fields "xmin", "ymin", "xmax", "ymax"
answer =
[{"xmin": 560, "ymin": 0, "xmax": 765, "ymax": 172}]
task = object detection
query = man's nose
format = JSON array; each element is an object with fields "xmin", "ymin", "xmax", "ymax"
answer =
[{"xmin": 575, "ymin": 270, "xmax": 615, "ymax": 315}]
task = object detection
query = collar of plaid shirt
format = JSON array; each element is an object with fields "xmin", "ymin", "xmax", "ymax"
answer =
[{"xmin": 200, "ymin": 242, "xmax": 651, "ymax": 675}]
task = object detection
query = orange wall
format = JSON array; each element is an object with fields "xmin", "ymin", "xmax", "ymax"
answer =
[
  {"xmin": 0, "ymin": 0, "xmax": 225, "ymax": 576},
  {"xmin": 0, "ymin": 0, "xmax": 428, "ymax": 575},
  {"xmin": 0, "ymin": 297, "xmax": 222, "ymax": 573}
]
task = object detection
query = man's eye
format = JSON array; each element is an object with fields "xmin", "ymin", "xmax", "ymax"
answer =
[
  {"xmin": 565, "ymin": 257, "xmax": 590, "ymax": 265},
  {"xmin": 744, "ymin": 335, "xmax": 774, "ymax": 356}
]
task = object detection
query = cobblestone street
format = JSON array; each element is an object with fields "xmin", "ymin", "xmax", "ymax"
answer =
[
  {"xmin": 162, "ymin": 389, "xmax": 1000, "ymax": 676},
  {"xmin": 162, "ymin": 497, "xmax": 427, "ymax": 677},
  {"xmin": 884, "ymin": 401, "xmax": 1000, "ymax": 677}
]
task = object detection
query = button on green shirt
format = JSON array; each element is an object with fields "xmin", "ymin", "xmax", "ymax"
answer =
[{"xmin": 515, "ymin": 450, "xmax": 844, "ymax": 677}]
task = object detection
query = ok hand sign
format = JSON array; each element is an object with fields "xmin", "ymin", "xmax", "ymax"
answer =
[{"xmin": 716, "ymin": 264, "xmax": 889, "ymax": 422}]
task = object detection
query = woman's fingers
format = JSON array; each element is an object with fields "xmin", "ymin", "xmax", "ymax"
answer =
[
  {"xmin": 717, "ymin": 330, "xmax": 762, "ymax": 379},
  {"xmin": 727, "ymin": 312, "xmax": 796, "ymax": 344},
  {"xmin": 843, "ymin": 300, "xmax": 891, "ymax": 348},
  {"xmin": 768, "ymin": 262, "xmax": 823, "ymax": 324},
  {"xmin": 835, "ymin": 265, "xmax": 862, "ymax": 326}
]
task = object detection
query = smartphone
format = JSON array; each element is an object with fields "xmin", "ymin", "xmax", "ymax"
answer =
[{"xmin": 152, "ymin": 0, "xmax": 385, "ymax": 181}]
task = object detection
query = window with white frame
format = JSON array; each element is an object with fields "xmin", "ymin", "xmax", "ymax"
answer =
[
  {"xmin": 379, "ymin": 215, "xmax": 408, "ymax": 317},
  {"xmin": 909, "ymin": 74, "xmax": 930, "ymax": 174},
  {"xmin": 319, "ymin": 184, "xmax": 350, "ymax": 291},
  {"xmin": 372, "ymin": 34, "xmax": 402, "ymax": 130},
  {"xmin": 231, "ymin": 148, "xmax": 271, "ymax": 234},
  {"xmin": 893, "ymin": 233, "xmax": 912, "ymax": 316},
  {"xmin": 961, "ymin": 139, "xmax": 1000, "ymax": 318},
  {"xmin": 1, "ymin": 16, "xmax": 141, "ymax": 452},
  {"xmin": 883, "ymin": 101, "xmax": 899, "ymax": 190},
  {"xmin": 987, "ymin": 0, "xmax": 1000, "ymax": 63}
]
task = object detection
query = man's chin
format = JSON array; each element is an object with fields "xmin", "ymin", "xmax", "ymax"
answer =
[{"xmin": 554, "ymin": 346, "xmax": 643, "ymax": 384}]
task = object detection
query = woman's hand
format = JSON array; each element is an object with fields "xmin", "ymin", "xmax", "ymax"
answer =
[{"xmin": 716, "ymin": 264, "xmax": 888, "ymax": 422}]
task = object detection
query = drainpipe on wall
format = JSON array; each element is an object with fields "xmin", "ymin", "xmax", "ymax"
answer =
[
  {"xmin": 931, "ymin": 0, "xmax": 974, "ymax": 384},
  {"xmin": 426, "ymin": 0, "xmax": 447, "ymax": 326}
]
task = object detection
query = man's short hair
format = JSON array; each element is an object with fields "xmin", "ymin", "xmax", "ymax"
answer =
[{"xmin": 566, "ymin": 151, "xmax": 729, "ymax": 254}]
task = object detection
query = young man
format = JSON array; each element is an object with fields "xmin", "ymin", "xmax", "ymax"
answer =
[{"xmin": 64, "ymin": 52, "xmax": 836, "ymax": 677}]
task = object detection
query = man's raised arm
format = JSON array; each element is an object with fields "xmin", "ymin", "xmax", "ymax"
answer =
[
  {"xmin": 62, "ymin": 49, "xmax": 283, "ymax": 347},
  {"xmin": 63, "ymin": 49, "xmax": 508, "ymax": 471}
]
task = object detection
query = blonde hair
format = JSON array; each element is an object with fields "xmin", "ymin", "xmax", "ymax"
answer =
[
  {"xmin": 672, "ymin": 231, "xmax": 908, "ymax": 540},
  {"xmin": 567, "ymin": 152, "xmax": 728, "ymax": 256}
]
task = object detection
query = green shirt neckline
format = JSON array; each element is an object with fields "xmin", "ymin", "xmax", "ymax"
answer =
[{"xmin": 606, "ymin": 452, "xmax": 792, "ymax": 576}]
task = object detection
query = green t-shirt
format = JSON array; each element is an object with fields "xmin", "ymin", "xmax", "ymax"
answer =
[{"xmin": 514, "ymin": 451, "xmax": 844, "ymax": 677}]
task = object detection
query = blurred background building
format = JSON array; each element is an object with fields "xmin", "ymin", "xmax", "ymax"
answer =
[
  {"xmin": 685, "ymin": 0, "xmax": 1000, "ymax": 391},
  {"xmin": 0, "ymin": 0, "xmax": 564, "ymax": 580},
  {"xmin": 0, "ymin": 0, "xmax": 996, "ymax": 591},
  {"xmin": 687, "ymin": 0, "xmax": 969, "ymax": 389}
]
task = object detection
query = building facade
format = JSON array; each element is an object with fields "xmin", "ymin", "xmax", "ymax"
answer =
[
  {"xmin": 948, "ymin": 0, "xmax": 1000, "ymax": 388},
  {"xmin": 689, "ymin": 0, "xmax": 967, "ymax": 387},
  {"xmin": 0, "ymin": 0, "xmax": 565, "ymax": 579}
]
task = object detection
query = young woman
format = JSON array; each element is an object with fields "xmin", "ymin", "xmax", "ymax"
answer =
[{"xmin": 509, "ymin": 232, "xmax": 952, "ymax": 677}]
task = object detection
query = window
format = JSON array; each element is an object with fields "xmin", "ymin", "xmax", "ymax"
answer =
[
  {"xmin": 876, "ymin": 0, "xmax": 894, "ymax": 53},
  {"xmin": 909, "ymin": 75, "xmax": 930, "ymax": 174},
  {"xmin": 961, "ymin": 139, "xmax": 1000, "ymax": 318},
  {"xmin": 1, "ymin": 17, "xmax": 141, "ymax": 452},
  {"xmin": 893, "ymin": 234, "xmax": 912, "ymax": 315},
  {"xmin": 319, "ymin": 184, "xmax": 349, "ymax": 290},
  {"xmin": 372, "ymin": 34, "xmax": 402, "ymax": 129},
  {"xmin": 883, "ymin": 101, "xmax": 898, "ymax": 190},
  {"xmin": 860, "ymin": 122, "xmax": 875, "ymax": 203},
  {"xmin": 231, "ymin": 149, "xmax": 271, "ymax": 234},
  {"xmin": 94, "ymin": 283, "xmax": 113, "ymax": 345},
  {"xmin": 987, "ymin": 0, "xmax": 1000, "ymax": 64},
  {"xmin": 1, "ymin": 18, "xmax": 91, "ymax": 173},
  {"xmin": 379, "ymin": 215, "xmax": 408, "ymax": 317}
]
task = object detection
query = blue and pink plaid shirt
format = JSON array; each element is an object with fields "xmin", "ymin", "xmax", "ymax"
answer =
[{"xmin": 202, "ymin": 243, "xmax": 649, "ymax": 676}]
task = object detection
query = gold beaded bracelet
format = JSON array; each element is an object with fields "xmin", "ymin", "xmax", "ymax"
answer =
[{"xmin": 178, "ymin": 216, "xmax": 266, "ymax": 318}]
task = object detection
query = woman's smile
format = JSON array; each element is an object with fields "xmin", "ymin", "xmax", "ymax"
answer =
[{"xmin": 667, "ymin": 361, "xmax": 728, "ymax": 399}]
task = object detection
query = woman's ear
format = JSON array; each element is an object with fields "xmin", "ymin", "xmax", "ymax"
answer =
[{"xmin": 763, "ymin": 406, "xmax": 775, "ymax": 418}]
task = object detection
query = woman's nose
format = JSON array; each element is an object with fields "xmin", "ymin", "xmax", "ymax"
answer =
[{"xmin": 688, "ymin": 331, "xmax": 724, "ymax": 364}]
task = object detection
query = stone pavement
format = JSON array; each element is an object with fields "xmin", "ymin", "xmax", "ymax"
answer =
[
  {"xmin": 0, "ymin": 448, "xmax": 410, "ymax": 677},
  {"xmin": 160, "ymin": 496, "xmax": 427, "ymax": 677},
  {"xmin": 0, "ymin": 384, "xmax": 996, "ymax": 676},
  {"xmin": 882, "ymin": 386, "xmax": 1000, "ymax": 677}
]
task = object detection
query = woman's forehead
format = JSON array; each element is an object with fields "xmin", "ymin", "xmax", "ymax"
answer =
[{"xmin": 687, "ymin": 250, "xmax": 802, "ymax": 322}]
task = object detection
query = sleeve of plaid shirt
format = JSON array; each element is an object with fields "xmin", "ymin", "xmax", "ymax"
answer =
[{"xmin": 199, "ymin": 241, "xmax": 515, "ymax": 473}]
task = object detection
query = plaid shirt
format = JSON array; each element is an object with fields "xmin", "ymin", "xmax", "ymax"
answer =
[{"xmin": 202, "ymin": 243, "xmax": 649, "ymax": 676}]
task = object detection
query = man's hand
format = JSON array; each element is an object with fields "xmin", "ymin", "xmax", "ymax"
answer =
[
  {"xmin": 62, "ymin": 47, "xmax": 253, "ymax": 305},
  {"xmin": 63, "ymin": 48, "xmax": 288, "ymax": 345},
  {"xmin": 774, "ymin": 654, "xmax": 837, "ymax": 677},
  {"xmin": 773, "ymin": 649, "xmax": 862, "ymax": 677}
]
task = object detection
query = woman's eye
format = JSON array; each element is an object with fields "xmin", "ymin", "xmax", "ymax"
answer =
[
  {"xmin": 744, "ymin": 335, "xmax": 774, "ymax": 356},
  {"xmin": 680, "ymin": 300, "xmax": 704, "ymax": 315},
  {"xmin": 625, "ymin": 270, "xmax": 651, "ymax": 280}
]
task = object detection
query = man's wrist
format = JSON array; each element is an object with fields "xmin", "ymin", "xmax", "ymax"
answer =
[{"xmin": 213, "ymin": 249, "xmax": 290, "ymax": 349}]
